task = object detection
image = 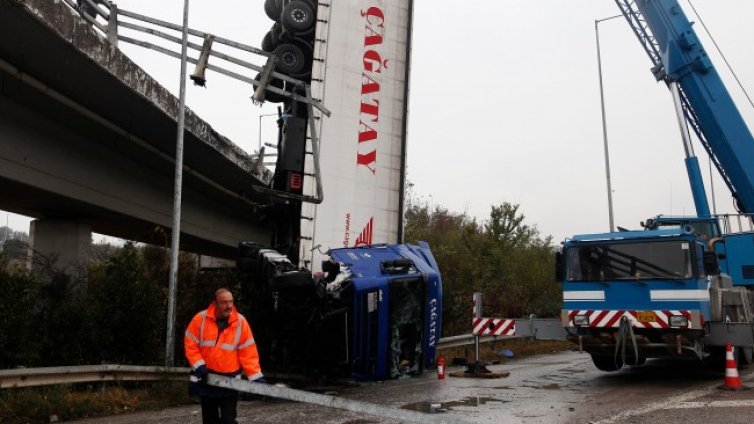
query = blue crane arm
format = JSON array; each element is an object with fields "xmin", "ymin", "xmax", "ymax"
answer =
[{"xmin": 615, "ymin": 0, "xmax": 754, "ymax": 213}]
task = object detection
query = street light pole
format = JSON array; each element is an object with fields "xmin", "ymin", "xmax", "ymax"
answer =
[
  {"xmin": 595, "ymin": 15, "xmax": 622, "ymax": 233},
  {"xmin": 165, "ymin": 0, "xmax": 191, "ymax": 368},
  {"xmin": 258, "ymin": 112, "xmax": 278, "ymax": 151}
]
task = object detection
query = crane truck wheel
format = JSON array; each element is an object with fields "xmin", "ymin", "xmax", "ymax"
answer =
[
  {"xmin": 590, "ymin": 354, "xmax": 623, "ymax": 372},
  {"xmin": 739, "ymin": 346, "xmax": 753, "ymax": 367}
]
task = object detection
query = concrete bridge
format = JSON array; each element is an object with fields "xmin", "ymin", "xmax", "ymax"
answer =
[{"xmin": 0, "ymin": 0, "xmax": 274, "ymax": 269}]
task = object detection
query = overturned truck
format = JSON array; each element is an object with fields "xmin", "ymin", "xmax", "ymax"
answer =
[{"xmin": 237, "ymin": 242, "xmax": 442, "ymax": 380}]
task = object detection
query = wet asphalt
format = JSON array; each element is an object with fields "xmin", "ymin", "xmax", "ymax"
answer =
[{"xmin": 71, "ymin": 350, "xmax": 754, "ymax": 423}]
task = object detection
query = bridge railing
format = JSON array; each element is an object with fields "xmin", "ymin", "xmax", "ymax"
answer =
[
  {"xmin": 60, "ymin": 0, "xmax": 328, "ymax": 114},
  {"xmin": 59, "ymin": 0, "xmax": 328, "ymax": 204}
]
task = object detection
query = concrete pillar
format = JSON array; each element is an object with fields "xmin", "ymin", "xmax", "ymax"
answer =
[{"xmin": 27, "ymin": 219, "xmax": 91, "ymax": 279}]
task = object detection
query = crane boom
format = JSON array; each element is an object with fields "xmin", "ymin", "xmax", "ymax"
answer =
[{"xmin": 615, "ymin": 0, "xmax": 754, "ymax": 213}]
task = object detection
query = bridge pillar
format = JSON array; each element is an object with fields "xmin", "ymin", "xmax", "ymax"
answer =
[{"xmin": 27, "ymin": 219, "xmax": 91, "ymax": 280}]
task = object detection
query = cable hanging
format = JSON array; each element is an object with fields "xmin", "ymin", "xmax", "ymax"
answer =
[{"xmin": 687, "ymin": 0, "xmax": 754, "ymax": 110}]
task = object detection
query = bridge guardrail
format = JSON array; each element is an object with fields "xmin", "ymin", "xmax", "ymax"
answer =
[
  {"xmin": 0, "ymin": 327, "xmax": 564, "ymax": 389},
  {"xmin": 0, "ymin": 364, "xmax": 188, "ymax": 389}
]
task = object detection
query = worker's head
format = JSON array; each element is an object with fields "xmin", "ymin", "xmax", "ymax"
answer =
[{"xmin": 214, "ymin": 288, "xmax": 234, "ymax": 319}]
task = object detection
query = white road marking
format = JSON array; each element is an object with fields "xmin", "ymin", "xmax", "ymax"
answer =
[
  {"xmin": 669, "ymin": 400, "xmax": 754, "ymax": 409},
  {"xmin": 590, "ymin": 374, "xmax": 754, "ymax": 424}
]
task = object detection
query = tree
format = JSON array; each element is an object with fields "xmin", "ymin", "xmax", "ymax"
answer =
[{"xmin": 404, "ymin": 198, "xmax": 560, "ymax": 336}]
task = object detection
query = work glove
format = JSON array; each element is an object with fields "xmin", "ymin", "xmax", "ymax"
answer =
[
  {"xmin": 250, "ymin": 376, "xmax": 267, "ymax": 384},
  {"xmin": 194, "ymin": 365, "xmax": 208, "ymax": 382}
]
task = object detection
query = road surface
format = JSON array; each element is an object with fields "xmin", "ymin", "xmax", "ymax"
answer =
[{"xmin": 72, "ymin": 350, "xmax": 754, "ymax": 423}]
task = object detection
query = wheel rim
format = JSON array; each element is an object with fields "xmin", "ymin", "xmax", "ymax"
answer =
[
  {"xmin": 281, "ymin": 51, "xmax": 298, "ymax": 67},
  {"xmin": 291, "ymin": 8, "xmax": 307, "ymax": 23}
]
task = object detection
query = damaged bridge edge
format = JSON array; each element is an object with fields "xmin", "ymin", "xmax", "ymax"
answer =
[{"xmin": 15, "ymin": 0, "xmax": 272, "ymax": 185}]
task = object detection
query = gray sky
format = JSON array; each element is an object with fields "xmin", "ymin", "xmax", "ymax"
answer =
[{"xmin": 5, "ymin": 0, "xmax": 754, "ymax": 243}]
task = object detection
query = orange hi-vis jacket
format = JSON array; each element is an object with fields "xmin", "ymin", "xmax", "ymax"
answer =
[{"xmin": 184, "ymin": 303, "xmax": 263, "ymax": 380}]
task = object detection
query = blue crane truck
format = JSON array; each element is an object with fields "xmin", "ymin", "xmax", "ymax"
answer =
[
  {"xmin": 237, "ymin": 241, "xmax": 442, "ymax": 380},
  {"xmin": 558, "ymin": 0, "xmax": 754, "ymax": 371}
]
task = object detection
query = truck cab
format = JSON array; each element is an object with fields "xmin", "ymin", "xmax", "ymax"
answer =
[
  {"xmin": 560, "ymin": 215, "xmax": 754, "ymax": 370},
  {"xmin": 238, "ymin": 241, "xmax": 442, "ymax": 380},
  {"xmin": 560, "ymin": 227, "xmax": 710, "ymax": 370}
]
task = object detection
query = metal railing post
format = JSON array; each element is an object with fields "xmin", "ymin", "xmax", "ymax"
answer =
[
  {"xmin": 106, "ymin": 2, "xmax": 118, "ymax": 46},
  {"xmin": 473, "ymin": 292, "xmax": 482, "ymax": 363}
]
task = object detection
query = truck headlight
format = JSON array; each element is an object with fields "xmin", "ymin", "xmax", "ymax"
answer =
[
  {"xmin": 573, "ymin": 315, "xmax": 590, "ymax": 326},
  {"xmin": 669, "ymin": 315, "xmax": 688, "ymax": 328}
]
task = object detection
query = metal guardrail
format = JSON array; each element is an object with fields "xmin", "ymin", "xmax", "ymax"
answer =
[
  {"xmin": 437, "ymin": 334, "xmax": 501, "ymax": 349},
  {"xmin": 0, "ymin": 365, "xmax": 188, "ymax": 389},
  {"xmin": 0, "ymin": 318, "xmax": 566, "ymax": 389},
  {"xmin": 437, "ymin": 317, "xmax": 566, "ymax": 350},
  {"xmin": 0, "ymin": 334, "xmax": 478, "ymax": 389}
]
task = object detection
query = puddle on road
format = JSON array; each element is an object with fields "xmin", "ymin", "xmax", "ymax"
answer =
[
  {"xmin": 560, "ymin": 367, "xmax": 587, "ymax": 374},
  {"xmin": 401, "ymin": 397, "xmax": 508, "ymax": 413},
  {"xmin": 522, "ymin": 361, "xmax": 571, "ymax": 366},
  {"xmin": 522, "ymin": 383, "xmax": 561, "ymax": 390}
]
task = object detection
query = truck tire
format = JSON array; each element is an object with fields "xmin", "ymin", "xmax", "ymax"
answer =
[
  {"xmin": 281, "ymin": 0, "xmax": 315, "ymax": 34},
  {"xmin": 262, "ymin": 23, "xmax": 283, "ymax": 53},
  {"xmin": 254, "ymin": 73, "xmax": 285, "ymax": 103},
  {"xmin": 262, "ymin": 30, "xmax": 276, "ymax": 52},
  {"xmin": 590, "ymin": 354, "xmax": 622, "ymax": 372},
  {"xmin": 264, "ymin": 0, "xmax": 282, "ymax": 21},
  {"xmin": 739, "ymin": 346, "xmax": 753, "ymax": 367},
  {"xmin": 273, "ymin": 43, "xmax": 307, "ymax": 75}
]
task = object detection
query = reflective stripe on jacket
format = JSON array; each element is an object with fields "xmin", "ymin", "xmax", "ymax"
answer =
[{"xmin": 184, "ymin": 303, "xmax": 263, "ymax": 380}]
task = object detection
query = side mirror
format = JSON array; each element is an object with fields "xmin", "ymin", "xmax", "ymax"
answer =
[
  {"xmin": 555, "ymin": 251, "xmax": 564, "ymax": 282},
  {"xmin": 703, "ymin": 251, "xmax": 719, "ymax": 275}
]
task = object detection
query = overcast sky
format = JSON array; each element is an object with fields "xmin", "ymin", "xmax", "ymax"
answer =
[{"xmin": 5, "ymin": 0, "xmax": 754, "ymax": 244}]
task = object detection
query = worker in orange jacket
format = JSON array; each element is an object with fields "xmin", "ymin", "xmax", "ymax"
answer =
[{"xmin": 185, "ymin": 288, "xmax": 265, "ymax": 424}]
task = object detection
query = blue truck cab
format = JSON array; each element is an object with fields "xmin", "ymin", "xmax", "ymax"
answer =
[
  {"xmin": 560, "ymin": 215, "xmax": 754, "ymax": 370},
  {"xmin": 329, "ymin": 242, "xmax": 442, "ymax": 380},
  {"xmin": 237, "ymin": 241, "xmax": 442, "ymax": 380},
  {"xmin": 560, "ymin": 226, "xmax": 711, "ymax": 370}
]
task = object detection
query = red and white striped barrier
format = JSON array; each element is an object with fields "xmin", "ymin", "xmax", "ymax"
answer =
[
  {"xmin": 472, "ymin": 317, "xmax": 516, "ymax": 336},
  {"xmin": 564, "ymin": 309, "xmax": 696, "ymax": 329},
  {"xmin": 471, "ymin": 293, "xmax": 516, "ymax": 336}
]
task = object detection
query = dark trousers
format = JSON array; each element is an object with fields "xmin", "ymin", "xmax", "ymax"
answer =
[{"xmin": 200, "ymin": 394, "xmax": 238, "ymax": 424}]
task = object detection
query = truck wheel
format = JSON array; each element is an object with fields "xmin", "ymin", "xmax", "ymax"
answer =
[
  {"xmin": 590, "ymin": 354, "xmax": 622, "ymax": 372},
  {"xmin": 273, "ymin": 43, "xmax": 307, "ymax": 75},
  {"xmin": 264, "ymin": 0, "xmax": 282, "ymax": 21},
  {"xmin": 281, "ymin": 1, "xmax": 315, "ymax": 33},
  {"xmin": 739, "ymin": 346, "xmax": 753, "ymax": 367},
  {"xmin": 706, "ymin": 345, "xmax": 737, "ymax": 370},
  {"xmin": 261, "ymin": 31, "xmax": 276, "ymax": 52},
  {"xmin": 254, "ymin": 73, "xmax": 285, "ymax": 103}
]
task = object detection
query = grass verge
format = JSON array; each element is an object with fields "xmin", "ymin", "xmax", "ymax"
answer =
[{"xmin": 0, "ymin": 381, "xmax": 189, "ymax": 424}]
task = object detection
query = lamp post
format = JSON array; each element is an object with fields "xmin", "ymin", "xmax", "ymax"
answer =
[
  {"xmin": 595, "ymin": 14, "xmax": 622, "ymax": 233},
  {"xmin": 258, "ymin": 112, "xmax": 278, "ymax": 151},
  {"xmin": 165, "ymin": 0, "xmax": 191, "ymax": 368}
]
